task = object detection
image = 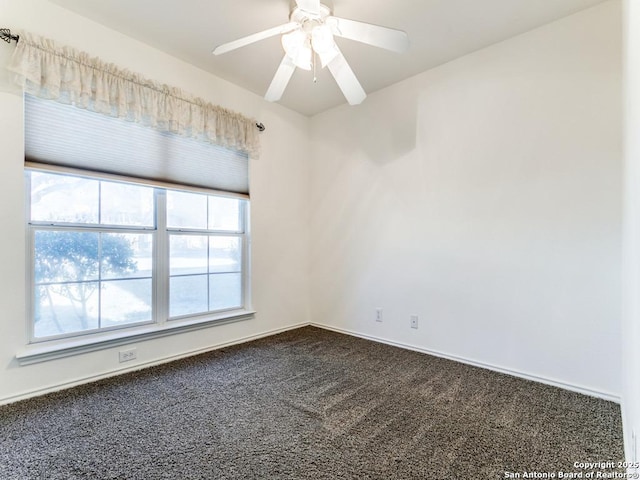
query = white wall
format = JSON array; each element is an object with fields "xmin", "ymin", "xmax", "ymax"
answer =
[
  {"xmin": 309, "ymin": 1, "xmax": 622, "ymax": 399},
  {"xmin": 623, "ymin": 0, "xmax": 640, "ymax": 464},
  {"xmin": 0, "ymin": 0, "xmax": 310, "ymax": 403}
]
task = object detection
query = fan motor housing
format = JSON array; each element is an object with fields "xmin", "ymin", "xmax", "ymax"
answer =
[{"xmin": 290, "ymin": 3, "xmax": 332, "ymax": 24}]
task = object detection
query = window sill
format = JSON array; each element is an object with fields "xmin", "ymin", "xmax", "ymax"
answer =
[{"xmin": 15, "ymin": 310, "xmax": 256, "ymax": 366}]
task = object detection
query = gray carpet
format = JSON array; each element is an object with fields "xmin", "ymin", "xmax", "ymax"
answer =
[{"xmin": 0, "ymin": 327, "xmax": 624, "ymax": 479}]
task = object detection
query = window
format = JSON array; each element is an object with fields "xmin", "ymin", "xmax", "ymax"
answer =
[
  {"xmin": 21, "ymin": 93, "xmax": 252, "ymax": 357},
  {"xmin": 17, "ymin": 94, "xmax": 253, "ymax": 356},
  {"xmin": 26, "ymin": 168, "xmax": 249, "ymax": 343}
]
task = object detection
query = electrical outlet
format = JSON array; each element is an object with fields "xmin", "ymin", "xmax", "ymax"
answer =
[
  {"xmin": 119, "ymin": 348, "xmax": 137, "ymax": 363},
  {"xmin": 376, "ymin": 308, "xmax": 383, "ymax": 322},
  {"xmin": 410, "ymin": 314, "xmax": 419, "ymax": 329}
]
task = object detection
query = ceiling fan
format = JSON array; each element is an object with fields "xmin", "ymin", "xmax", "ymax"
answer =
[{"xmin": 212, "ymin": 0, "xmax": 409, "ymax": 106}]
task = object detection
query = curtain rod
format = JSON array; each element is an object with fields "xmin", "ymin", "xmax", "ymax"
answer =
[{"xmin": 0, "ymin": 28, "xmax": 266, "ymax": 132}]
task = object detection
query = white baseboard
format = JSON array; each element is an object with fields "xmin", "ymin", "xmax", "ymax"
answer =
[
  {"xmin": 0, "ymin": 322, "xmax": 309, "ymax": 406},
  {"xmin": 621, "ymin": 403, "xmax": 640, "ymax": 464},
  {"xmin": 311, "ymin": 323, "xmax": 621, "ymax": 404},
  {"xmin": 2, "ymin": 321, "xmax": 621, "ymax": 406}
]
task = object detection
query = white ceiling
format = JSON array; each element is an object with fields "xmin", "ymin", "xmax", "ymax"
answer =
[{"xmin": 48, "ymin": 0, "xmax": 608, "ymax": 116}]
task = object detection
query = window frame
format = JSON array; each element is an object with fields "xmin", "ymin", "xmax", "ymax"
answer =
[{"xmin": 24, "ymin": 165, "xmax": 253, "ymax": 352}]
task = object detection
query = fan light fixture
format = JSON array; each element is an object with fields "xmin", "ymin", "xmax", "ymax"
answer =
[
  {"xmin": 213, "ymin": 0, "xmax": 409, "ymax": 105},
  {"xmin": 311, "ymin": 24, "xmax": 339, "ymax": 67},
  {"xmin": 282, "ymin": 22, "xmax": 339, "ymax": 71},
  {"xmin": 282, "ymin": 29, "xmax": 312, "ymax": 70}
]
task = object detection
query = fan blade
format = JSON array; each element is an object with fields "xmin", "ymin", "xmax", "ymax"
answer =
[
  {"xmin": 213, "ymin": 22, "xmax": 299, "ymax": 55},
  {"xmin": 327, "ymin": 51, "xmax": 366, "ymax": 105},
  {"xmin": 327, "ymin": 16, "xmax": 409, "ymax": 53},
  {"xmin": 265, "ymin": 55, "xmax": 297, "ymax": 102},
  {"xmin": 295, "ymin": 0, "xmax": 321, "ymax": 15}
]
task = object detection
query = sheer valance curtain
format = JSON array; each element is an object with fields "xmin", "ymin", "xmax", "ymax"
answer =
[{"xmin": 7, "ymin": 31, "xmax": 261, "ymax": 159}]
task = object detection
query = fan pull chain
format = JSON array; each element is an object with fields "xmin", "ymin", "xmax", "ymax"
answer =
[{"xmin": 313, "ymin": 52, "xmax": 318, "ymax": 84}]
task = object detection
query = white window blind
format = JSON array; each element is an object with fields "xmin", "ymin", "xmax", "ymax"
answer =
[{"xmin": 24, "ymin": 94, "xmax": 250, "ymax": 195}]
